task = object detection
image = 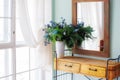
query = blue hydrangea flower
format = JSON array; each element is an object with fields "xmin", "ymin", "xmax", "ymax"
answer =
[
  {"xmin": 52, "ymin": 30, "xmax": 58, "ymax": 35},
  {"xmin": 77, "ymin": 21, "xmax": 84, "ymax": 27}
]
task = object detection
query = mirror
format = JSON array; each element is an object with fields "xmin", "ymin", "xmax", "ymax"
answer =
[
  {"xmin": 72, "ymin": 0, "xmax": 110, "ymax": 57},
  {"xmin": 77, "ymin": 2, "xmax": 104, "ymax": 51}
]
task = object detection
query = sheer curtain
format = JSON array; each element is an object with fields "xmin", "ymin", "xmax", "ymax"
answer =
[
  {"xmin": 77, "ymin": 2, "xmax": 104, "ymax": 51},
  {"xmin": 16, "ymin": 0, "xmax": 52, "ymax": 80}
]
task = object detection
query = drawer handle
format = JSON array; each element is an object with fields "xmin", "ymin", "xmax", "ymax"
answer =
[
  {"xmin": 64, "ymin": 64, "xmax": 72, "ymax": 68},
  {"xmin": 89, "ymin": 68, "xmax": 97, "ymax": 71}
]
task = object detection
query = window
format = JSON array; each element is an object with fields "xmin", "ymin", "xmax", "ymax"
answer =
[
  {"xmin": 0, "ymin": 0, "xmax": 42, "ymax": 80},
  {"xmin": 0, "ymin": 49, "xmax": 12, "ymax": 77},
  {"xmin": 0, "ymin": 0, "xmax": 12, "ymax": 44}
]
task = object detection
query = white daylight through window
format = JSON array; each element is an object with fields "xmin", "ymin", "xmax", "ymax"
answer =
[{"xmin": 0, "ymin": 0, "xmax": 52, "ymax": 80}]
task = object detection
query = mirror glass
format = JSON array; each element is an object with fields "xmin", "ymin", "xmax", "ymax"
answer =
[
  {"xmin": 72, "ymin": 0, "xmax": 110, "ymax": 57},
  {"xmin": 77, "ymin": 2, "xmax": 104, "ymax": 51}
]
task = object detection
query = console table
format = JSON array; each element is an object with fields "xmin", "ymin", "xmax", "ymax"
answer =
[{"xmin": 54, "ymin": 56, "xmax": 120, "ymax": 80}]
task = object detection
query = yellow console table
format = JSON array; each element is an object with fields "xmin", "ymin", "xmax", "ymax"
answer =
[{"xmin": 54, "ymin": 56, "xmax": 120, "ymax": 80}]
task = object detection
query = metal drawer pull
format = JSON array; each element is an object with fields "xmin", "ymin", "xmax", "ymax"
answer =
[
  {"xmin": 64, "ymin": 64, "xmax": 72, "ymax": 68},
  {"xmin": 89, "ymin": 68, "xmax": 97, "ymax": 71}
]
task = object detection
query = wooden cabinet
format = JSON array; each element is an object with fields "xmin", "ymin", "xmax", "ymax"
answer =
[
  {"xmin": 54, "ymin": 56, "xmax": 120, "ymax": 80},
  {"xmin": 80, "ymin": 64, "xmax": 106, "ymax": 78},
  {"xmin": 57, "ymin": 61, "xmax": 80, "ymax": 73}
]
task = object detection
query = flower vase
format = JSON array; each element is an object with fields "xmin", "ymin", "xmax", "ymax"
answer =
[{"xmin": 56, "ymin": 41, "xmax": 65, "ymax": 58}]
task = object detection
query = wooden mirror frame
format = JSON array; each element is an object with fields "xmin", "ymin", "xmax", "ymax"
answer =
[{"xmin": 72, "ymin": 0, "xmax": 110, "ymax": 57}]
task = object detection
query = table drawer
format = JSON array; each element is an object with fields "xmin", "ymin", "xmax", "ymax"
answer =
[
  {"xmin": 57, "ymin": 61, "xmax": 80, "ymax": 73},
  {"xmin": 81, "ymin": 64, "xmax": 106, "ymax": 78}
]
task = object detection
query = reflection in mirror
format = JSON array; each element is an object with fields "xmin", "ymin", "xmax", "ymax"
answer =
[
  {"xmin": 72, "ymin": 0, "xmax": 110, "ymax": 57},
  {"xmin": 77, "ymin": 2, "xmax": 104, "ymax": 51}
]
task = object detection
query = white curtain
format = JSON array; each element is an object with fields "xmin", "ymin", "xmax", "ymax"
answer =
[
  {"xmin": 77, "ymin": 2, "xmax": 104, "ymax": 51},
  {"xmin": 16, "ymin": 0, "xmax": 52, "ymax": 80}
]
